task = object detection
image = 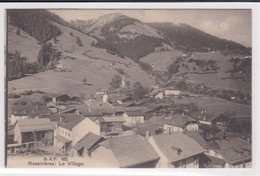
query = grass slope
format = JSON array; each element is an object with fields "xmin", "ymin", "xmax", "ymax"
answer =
[
  {"xmin": 8, "ymin": 22, "xmax": 155, "ymax": 98},
  {"xmin": 8, "ymin": 24, "xmax": 41, "ymax": 62}
]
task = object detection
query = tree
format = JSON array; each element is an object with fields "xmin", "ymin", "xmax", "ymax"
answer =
[
  {"xmin": 132, "ymin": 82, "xmax": 148, "ymax": 99},
  {"xmin": 167, "ymin": 63, "xmax": 180, "ymax": 79},
  {"xmin": 76, "ymin": 36, "xmax": 83, "ymax": 46},
  {"xmin": 16, "ymin": 28, "xmax": 20, "ymax": 36},
  {"xmin": 82, "ymin": 78, "xmax": 87, "ymax": 84},
  {"xmin": 110, "ymin": 74, "xmax": 122, "ymax": 89}
]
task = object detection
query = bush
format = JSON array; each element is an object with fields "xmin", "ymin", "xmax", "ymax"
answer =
[
  {"xmin": 42, "ymin": 95, "xmax": 52, "ymax": 103},
  {"xmin": 22, "ymin": 90, "xmax": 33, "ymax": 95},
  {"xmin": 69, "ymin": 32, "xmax": 74, "ymax": 37},
  {"xmin": 139, "ymin": 61, "xmax": 153, "ymax": 73},
  {"xmin": 16, "ymin": 28, "xmax": 20, "ymax": 35},
  {"xmin": 8, "ymin": 93, "xmax": 21, "ymax": 98}
]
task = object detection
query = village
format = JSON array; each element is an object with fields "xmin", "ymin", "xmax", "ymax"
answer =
[{"xmin": 7, "ymin": 76, "xmax": 252, "ymax": 168}]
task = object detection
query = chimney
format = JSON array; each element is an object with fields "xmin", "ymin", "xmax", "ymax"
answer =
[{"xmin": 181, "ymin": 112, "xmax": 184, "ymax": 116}]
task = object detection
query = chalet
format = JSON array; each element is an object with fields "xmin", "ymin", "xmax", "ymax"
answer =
[
  {"xmin": 13, "ymin": 118, "xmax": 55, "ymax": 148},
  {"xmin": 77, "ymin": 105, "xmax": 103, "ymax": 118},
  {"xmin": 52, "ymin": 94, "xmax": 70, "ymax": 103},
  {"xmin": 61, "ymin": 107, "xmax": 78, "ymax": 114},
  {"xmin": 108, "ymin": 93, "xmax": 132, "ymax": 105},
  {"xmin": 71, "ymin": 132, "xmax": 104, "ymax": 157},
  {"xmin": 163, "ymin": 114, "xmax": 198, "ymax": 133},
  {"xmin": 204, "ymin": 137, "xmax": 251, "ymax": 168},
  {"xmin": 164, "ymin": 89, "xmax": 181, "ymax": 96},
  {"xmin": 98, "ymin": 116, "xmax": 126, "ymax": 135},
  {"xmin": 88, "ymin": 102, "xmax": 115, "ymax": 115},
  {"xmin": 148, "ymin": 132, "xmax": 204, "ymax": 168},
  {"xmin": 54, "ymin": 114, "xmax": 100, "ymax": 152},
  {"xmin": 135, "ymin": 122, "xmax": 162, "ymax": 137},
  {"xmin": 47, "ymin": 101, "xmax": 67, "ymax": 114},
  {"xmin": 91, "ymin": 135, "xmax": 160, "ymax": 168},
  {"xmin": 123, "ymin": 111, "xmax": 146, "ymax": 125}
]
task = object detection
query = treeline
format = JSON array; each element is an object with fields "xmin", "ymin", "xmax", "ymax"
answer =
[
  {"xmin": 7, "ymin": 51, "xmax": 38, "ymax": 80},
  {"xmin": 8, "ymin": 9, "xmax": 63, "ymax": 43},
  {"xmin": 188, "ymin": 58, "xmax": 219, "ymax": 73},
  {"xmin": 8, "ymin": 43, "xmax": 60, "ymax": 80}
]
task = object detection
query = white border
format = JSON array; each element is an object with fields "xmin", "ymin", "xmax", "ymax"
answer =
[{"xmin": 0, "ymin": 2, "xmax": 259, "ymax": 176}]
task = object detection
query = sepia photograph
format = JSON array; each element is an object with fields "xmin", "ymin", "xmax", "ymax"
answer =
[{"xmin": 5, "ymin": 8, "xmax": 252, "ymax": 169}]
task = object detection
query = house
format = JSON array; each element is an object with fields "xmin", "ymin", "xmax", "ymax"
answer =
[
  {"xmin": 192, "ymin": 111, "xmax": 217, "ymax": 126},
  {"xmin": 148, "ymin": 132, "xmax": 204, "ymax": 168},
  {"xmin": 54, "ymin": 114, "xmax": 100, "ymax": 152},
  {"xmin": 163, "ymin": 114, "xmax": 198, "ymax": 133},
  {"xmin": 91, "ymin": 135, "xmax": 160, "ymax": 168},
  {"xmin": 13, "ymin": 118, "xmax": 55, "ymax": 148},
  {"xmin": 204, "ymin": 137, "xmax": 251, "ymax": 168},
  {"xmin": 52, "ymin": 94, "xmax": 70, "ymax": 103},
  {"xmin": 98, "ymin": 116, "xmax": 126, "ymax": 135},
  {"xmin": 150, "ymin": 89, "xmax": 164, "ymax": 99},
  {"xmin": 96, "ymin": 88, "xmax": 106, "ymax": 95},
  {"xmin": 71, "ymin": 132, "xmax": 104, "ymax": 157},
  {"xmin": 123, "ymin": 111, "xmax": 146, "ymax": 125},
  {"xmin": 108, "ymin": 93, "xmax": 132, "ymax": 105},
  {"xmin": 135, "ymin": 122, "xmax": 162, "ymax": 137},
  {"xmin": 77, "ymin": 105, "xmax": 103, "ymax": 118},
  {"xmin": 164, "ymin": 89, "xmax": 181, "ymax": 96}
]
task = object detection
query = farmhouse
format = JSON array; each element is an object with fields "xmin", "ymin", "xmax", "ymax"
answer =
[
  {"xmin": 163, "ymin": 114, "xmax": 198, "ymax": 133},
  {"xmin": 123, "ymin": 111, "xmax": 146, "ymax": 125},
  {"xmin": 98, "ymin": 116, "xmax": 126, "ymax": 135},
  {"xmin": 164, "ymin": 89, "xmax": 181, "ymax": 96},
  {"xmin": 13, "ymin": 118, "xmax": 55, "ymax": 148},
  {"xmin": 204, "ymin": 137, "xmax": 251, "ymax": 168},
  {"xmin": 148, "ymin": 132, "xmax": 204, "ymax": 168},
  {"xmin": 91, "ymin": 135, "xmax": 160, "ymax": 168},
  {"xmin": 54, "ymin": 114, "xmax": 100, "ymax": 152}
]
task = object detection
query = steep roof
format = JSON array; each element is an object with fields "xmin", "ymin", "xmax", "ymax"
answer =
[
  {"xmin": 17, "ymin": 118, "xmax": 55, "ymax": 132},
  {"xmin": 209, "ymin": 137, "xmax": 251, "ymax": 164},
  {"xmin": 72, "ymin": 132, "xmax": 103, "ymax": 151},
  {"xmin": 59, "ymin": 114, "xmax": 84, "ymax": 130},
  {"xmin": 77, "ymin": 106, "xmax": 103, "ymax": 116},
  {"xmin": 147, "ymin": 116, "xmax": 163, "ymax": 124},
  {"xmin": 164, "ymin": 115, "xmax": 197, "ymax": 128},
  {"xmin": 151, "ymin": 132, "xmax": 204, "ymax": 163},
  {"xmin": 100, "ymin": 135, "xmax": 159, "ymax": 168},
  {"xmin": 184, "ymin": 131, "xmax": 209, "ymax": 148}
]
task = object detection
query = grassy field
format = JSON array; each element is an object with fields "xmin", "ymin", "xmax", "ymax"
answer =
[
  {"xmin": 8, "ymin": 22, "xmax": 155, "ymax": 98},
  {"xmin": 7, "ymin": 24, "xmax": 41, "ymax": 62}
]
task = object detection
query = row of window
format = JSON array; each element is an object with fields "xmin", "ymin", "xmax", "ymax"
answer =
[
  {"xmin": 61, "ymin": 129, "xmax": 71, "ymax": 137},
  {"xmin": 175, "ymin": 156, "xmax": 198, "ymax": 168}
]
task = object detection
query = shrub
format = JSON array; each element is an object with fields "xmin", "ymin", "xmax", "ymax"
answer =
[
  {"xmin": 76, "ymin": 36, "xmax": 83, "ymax": 46},
  {"xmin": 8, "ymin": 93, "xmax": 21, "ymax": 98}
]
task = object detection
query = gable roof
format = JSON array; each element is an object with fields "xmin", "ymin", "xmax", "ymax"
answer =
[
  {"xmin": 100, "ymin": 135, "xmax": 159, "ymax": 168},
  {"xmin": 58, "ymin": 114, "xmax": 84, "ymax": 130},
  {"xmin": 72, "ymin": 132, "xmax": 103, "ymax": 151},
  {"xmin": 136, "ymin": 123, "xmax": 160, "ymax": 136},
  {"xmin": 151, "ymin": 132, "xmax": 204, "ymax": 163},
  {"xmin": 77, "ymin": 106, "xmax": 103, "ymax": 116},
  {"xmin": 164, "ymin": 115, "xmax": 197, "ymax": 128},
  {"xmin": 209, "ymin": 137, "xmax": 251, "ymax": 164},
  {"xmin": 184, "ymin": 131, "xmax": 209, "ymax": 148},
  {"xmin": 147, "ymin": 116, "xmax": 163, "ymax": 124},
  {"xmin": 17, "ymin": 118, "xmax": 55, "ymax": 133}
]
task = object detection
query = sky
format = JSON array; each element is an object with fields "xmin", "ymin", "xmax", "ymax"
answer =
[{"xmin": 51, "ymin": 9, "xmax": 252, "ymax": 47}]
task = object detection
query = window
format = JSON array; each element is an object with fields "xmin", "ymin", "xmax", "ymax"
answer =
[
  {"xmin": 65, "ymin": 131, "xmax": 67, "ymax": 136},
  {"xmin": 68, "ymin": 133, "xmax": 70, "ymax": 137},
  {"xmin": 62, "ymin": 130, "xmax": 64, "ymax": 135}
]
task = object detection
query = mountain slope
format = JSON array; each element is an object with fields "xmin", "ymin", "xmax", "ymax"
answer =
[{"xmin": 148, "ymin": 22, "xmax": 250, "ymax": 54}]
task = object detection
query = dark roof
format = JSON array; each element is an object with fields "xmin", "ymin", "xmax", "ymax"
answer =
[
  {"xmin": 100, "ymin": 135, "xmax": 159, "ymax": 168},
  {"xmin": 125, "ymin": 111, "xmax": 146, "ymax": 117},
  {"xmin": 209, "ymin": 137, "xmax": 251, "ymax": 164},
  {"xmin": 72, "ymin": 132, "xmax": 103, "ymax": 151},
  {"xmin": 214, "ymin": 131, "xmax": 243, "ymax": 140},
  {"xmin": 164, "ymin": 115, "xmax": 197, "ymax": 128},
  {"xmin": 59, "ymin": 114, "xmax": 84, "ymax": 130},
  {"xmin": 17, "ymin": 118, "xmax": 55, "ymax": 132},
  {"xmin": 151, "ymin": 132, "xmax": 204, "ymax": 163},
  {"xmin": 77, "ymin": 106, "xmax": 103, "ymax": 116},
  {"xmin": 136, "ymin": 123, "xmax": 160, "ymax": 136},
  {"xmin": 206, "ymin": 155, "xmax": 226, "ymax": 167},
  {"xmin": 184, "ymin": 131, "xmax": 209, "ymax": 148},
  {"xmin": 147, "ymin": 116, "xmax": 163, "ymax": 124}
]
